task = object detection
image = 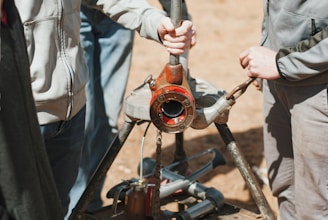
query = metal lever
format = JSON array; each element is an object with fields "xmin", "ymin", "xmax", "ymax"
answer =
[
  {"xmin": 138, "ymin": 148, "xmax": 225, "ymax": 199},
  {"xmin": 226, "ymin": 77, "xmax": 256, "ymax": 100}
]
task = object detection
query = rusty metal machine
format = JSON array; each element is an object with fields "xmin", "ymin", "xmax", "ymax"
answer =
[{"xmin": 68, "ymin": 1, "xmax": 276, "ymax": 219}]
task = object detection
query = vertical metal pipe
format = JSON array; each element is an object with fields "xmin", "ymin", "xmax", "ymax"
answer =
[
  {"xmin": 175, "ymin": 133, "xmax": 186, "ymax": 160},
  {"xmin": 215, "ymin": 123, "xmax": 276, "ymax": 220},
  {"xmin": 169, "ymin": 0, "xmax": 182, "ymax": 65},
  {"xmin": 173, "ymin": 132, "xmax": 189, "ymax": 176}
]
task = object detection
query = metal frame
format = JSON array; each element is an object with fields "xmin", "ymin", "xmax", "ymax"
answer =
[
  {"xmin": 68, "ymin": 118, "xmax": 276, "ymax": 220},
  {"xmin": 69, "ymin": 0, "xmax": 276, "ymax": 218}
]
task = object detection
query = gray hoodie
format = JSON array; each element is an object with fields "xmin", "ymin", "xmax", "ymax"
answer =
[{"xmin": 14, "ymin": 0, "xmax": 165, "ymax": 125}]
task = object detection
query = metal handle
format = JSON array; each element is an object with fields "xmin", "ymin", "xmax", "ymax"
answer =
[{"xmin": 226, "ymin": 77, "xmax": 256, "ymax": 100}]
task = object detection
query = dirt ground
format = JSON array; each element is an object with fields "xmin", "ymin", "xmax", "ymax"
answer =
[{"xmin": 101, "ymin": 0, "xmax": 279, "ymax": 218}]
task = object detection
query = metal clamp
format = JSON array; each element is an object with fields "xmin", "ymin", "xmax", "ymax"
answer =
[{"xmin": 226, "ymin": 77, "xmax": 256, "ymax": 100}]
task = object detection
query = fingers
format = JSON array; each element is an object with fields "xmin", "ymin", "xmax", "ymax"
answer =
[
  {"xmin": 162, "ymin": 35, "xmax": 192, "ymax": 54},
  {"xmin": 239, "ymin": 46, "xmax": 279, "ymax": 80},
  {"xmin": 239, "ymin": 47, "xmax": 258, "ymax": 78},
  {"xmin": 158, "ymin": 17, "xmax": 175, "ymax": 34},
  {"xmin": 252, "ymin": 78, "xmax": 262, "ymax": 91},
  {"xmin": 158, "ymin": 18, "xmax": 196, "ymax": 55},
  {"xmin": 239, "ymin": 48, "xmax": 251, "ymax": 69}
]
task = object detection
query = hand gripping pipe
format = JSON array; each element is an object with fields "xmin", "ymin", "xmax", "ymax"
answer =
[
  {"xmin": 148, "ymin": 0, "xmax": 196, "ymax": 133},
  {"xmin": 125, "ymin": 0, "xmax": 253, "ymax": 134}
]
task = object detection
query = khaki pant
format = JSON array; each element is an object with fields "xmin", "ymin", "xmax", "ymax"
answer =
[{"xmin": 262, "ymin": 80, "xmax": 328, "ymax": 220}]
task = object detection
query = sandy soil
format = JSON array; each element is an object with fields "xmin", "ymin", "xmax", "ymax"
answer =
[{"xmin": 101, "ymin": 0, "xmax": 279, "ymax": 218}]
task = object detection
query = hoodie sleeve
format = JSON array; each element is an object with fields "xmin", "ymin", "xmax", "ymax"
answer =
[
  {"xmin": 95, "ymin": 0, "xmax": 166, "ymax": 43},
  {"xmin": 276, "ymin": 27, "xmax": 328, "ymax": 81}
]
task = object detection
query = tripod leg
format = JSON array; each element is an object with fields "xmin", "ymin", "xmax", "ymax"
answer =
[
  {"xmin": 215, "ymin": 123, "xmax": 276, "ymax": 220},
  {"xmin": 173, "ymin": 132, "xmax": 189, "ymax": 175},
  {"xmin": 69, "ymin": 120, "xmax": 136, "ymax": 220}
]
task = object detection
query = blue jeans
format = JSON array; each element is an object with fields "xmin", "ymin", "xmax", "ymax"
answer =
[
  {"xmin": 66, "ymin": 5, "xmax": 134, "ymax": 218},
  {"xmin": 40, "ymin": 106, "xmax": 86, "ymax": 216}
]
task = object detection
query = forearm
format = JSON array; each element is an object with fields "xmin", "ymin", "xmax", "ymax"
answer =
[
  {"xmin": 276, "ymin": 27, "xmax": 328, "ymax": 81},
  {"xmin": 95, "ymin": 0, "xmax": 166, "ymax": 42},
  {"xmin": 158, "ymin": 0, "xmax": 190, "ymax": 20},
  {"xmin": 82, "ymin": 0, "xmax": 196, "ymax": 55}
]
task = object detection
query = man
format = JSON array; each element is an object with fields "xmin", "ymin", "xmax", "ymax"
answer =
[
  {"xmin": 68, "ymin": 0, "xmax": 192, "ymax": 215},
  {"xmin": 239, "ymin": 1, "xmax": 328, "ymax": 219},
  {"xmin": 14, "ymin": 0, "xmax": 195, "ymax": 216},
  {"xmin": 68, "ymin": 4, "xmax": 135, "ymax": 213}
]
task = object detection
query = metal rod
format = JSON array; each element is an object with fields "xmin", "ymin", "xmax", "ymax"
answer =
[
  {"xmin": 215, "ymin": 123, "xmax": 276, "ymax": 220},
  {"xmin": 169, "ymin": 0, "xmax": 182, "ymax": 65},
  {"xmin": 172, "ymin": 132, "xmax": 189, "ymax": 174},
  {"xmin": 69, "ymin": 120, "xmax": 136, "ymax": 220}
]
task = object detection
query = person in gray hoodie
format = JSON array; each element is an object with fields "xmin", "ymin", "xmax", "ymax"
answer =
[
  {"xmin": 67, "ymin": 1, "xmax": 192, "ymax": 217},
  {"xmin": 13, "ymin": 0, "xmax": 196, "ymax": 216},
  {"xmin": 239, "ymin": 1, "xmax": 328, "ymax": 219}
]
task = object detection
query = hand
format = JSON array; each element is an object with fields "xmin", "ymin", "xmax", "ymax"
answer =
[
  {"xmin": 253, "ymin": 78, "xmax": 263, "ymax": 91},
  {"xmin": 239, "ymin": 46, "xmax": 280, "ymax": 80},
  {"xmin": 157, "ymin": 17, "xmax": 196, "ymax": 55}
]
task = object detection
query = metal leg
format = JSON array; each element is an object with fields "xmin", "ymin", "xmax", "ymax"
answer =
[
  {"xmin": 173, "ymin": 132, "xmax": 189, "ymax": 175},
  {"xmin": 215, "ymin": 123, "xmax": 276, "ymax": 220},
  {"xmin": 69, "ymin": 120, "xmax": 136, "ymax": 220}
]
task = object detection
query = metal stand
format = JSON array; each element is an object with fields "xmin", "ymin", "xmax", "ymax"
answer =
[
  {"xmin": 68, "ymin": 77, "xmax": 276, "ymax": 220},
  {"xmin": 69, "ymin": 1, "xmax": 275, "ymax": 218}
]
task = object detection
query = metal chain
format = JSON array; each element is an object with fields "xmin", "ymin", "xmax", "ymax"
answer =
[{"xmin": 151, "ymin": 129, "xmax": 162, "ymax": 220}]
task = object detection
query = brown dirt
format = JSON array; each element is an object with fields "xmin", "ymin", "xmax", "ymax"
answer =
[{"xmin": 102, "ymin": 0, "xmax": 279, "ymax": 218}]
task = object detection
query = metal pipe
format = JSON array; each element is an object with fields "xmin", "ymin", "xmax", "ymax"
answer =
[
  {"xmin": 215, "ymin": 123, "xmax": 276, "ymax": 220},
  {"xmin": 169, "ymin": 0, "xmax": 182, "ymax": 65},
  {"xmin": 191, "ymin": 94, "xmax": 234, "ymax": 129},
  {"xmin": 175, "ymin": 182, "xmax": 225, "ymax": 220}
]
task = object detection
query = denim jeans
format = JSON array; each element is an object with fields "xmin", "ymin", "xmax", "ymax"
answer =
[
  {"xmin": 40, "ymin": 106, "xmax": 86, "ymax": 216},
  {"xmin": 66, "ymin": 5, "xmax": 134, "ymax": 218}
]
